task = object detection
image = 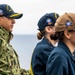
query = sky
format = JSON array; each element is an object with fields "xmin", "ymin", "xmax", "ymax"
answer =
[{"xmin": 1, "ymin": 0, "xmax": 75, "ymax": 34}]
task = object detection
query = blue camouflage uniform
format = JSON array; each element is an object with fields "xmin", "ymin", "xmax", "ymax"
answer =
[
  {"xmin": 0, "ymin": 26, "xmax": 29, "ymax": 75},
  {"xmin": 30, "ymin": 38, "xmax": 55, "ymax": 75},
  {"xmin": 46, "ymin": 41, "xmax": 75, "ymax": 75}
]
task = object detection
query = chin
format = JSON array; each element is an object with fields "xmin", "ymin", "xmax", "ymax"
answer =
[{"xmin": 9, "ymin": 30, "xmax": 12, "ymax": 32}]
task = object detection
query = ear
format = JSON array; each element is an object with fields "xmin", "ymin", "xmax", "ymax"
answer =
[
  {"xmin": 45, "ymin": 26, "xmax": 52, "ymax": 33},
  {"xmin": 64, "ymin": 30, "xmax": 71, "ymax": 39},
  {"xmin": 0, "ymin": 17, "xmax": 2, "ymax": 22},
  {"xmin": 0, "ymin": 17, "xmax": 2, "ymax": 25}
]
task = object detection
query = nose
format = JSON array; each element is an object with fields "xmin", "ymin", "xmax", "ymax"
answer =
[{"xmin": 12, "ymin": 18, "xmax": 15, "ymax": 24}]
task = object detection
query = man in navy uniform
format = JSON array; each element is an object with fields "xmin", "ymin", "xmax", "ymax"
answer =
[{"xmin": 0, "ymin": 4, "xmax": 29, "ymax": 75}]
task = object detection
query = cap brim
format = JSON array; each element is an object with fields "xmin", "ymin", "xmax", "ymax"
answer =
[{"xmin": 9, "ymin": 13, "xmax": 23, "ymax": 19}]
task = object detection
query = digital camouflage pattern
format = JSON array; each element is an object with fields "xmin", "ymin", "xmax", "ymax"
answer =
[{"xmin": 0, "ymin": 26, "xmax": 30, "ymax": 75}]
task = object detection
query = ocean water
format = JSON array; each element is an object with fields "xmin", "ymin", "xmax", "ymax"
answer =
[{"xmin": 10, "ymin": 34, "xmax": 39, "ymax": 70}]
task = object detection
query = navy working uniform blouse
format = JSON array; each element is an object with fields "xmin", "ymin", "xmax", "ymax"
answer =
[
  {"xmin": 46, "ymin": 41, "xmax": 75, "ymax": 75},
  {"xmin": 31, "ymin": 38, "xmax": 55, "ymax": 75}
]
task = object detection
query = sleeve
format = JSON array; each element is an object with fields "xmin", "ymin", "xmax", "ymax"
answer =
[
  {"xmin": 31, "ymin": 50, "xmax": 47, "ymax": 75},
  {"xmin": 0, "ymin": 39, "xmax": 11, "ymax": 75},
  {"xmin": 46, "ymin": 52, "xmax": 68, "ymax": 75},
  {"xmin": 20, "ymin": 68, "xmax": 30, "ymax": 75}
]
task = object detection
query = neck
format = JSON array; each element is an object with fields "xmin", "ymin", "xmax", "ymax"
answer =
[
  {"xmin": 49, "ymin": 39, "xmax": 57, "ymax": 46},
  {"xmin": 45, "ymin": 34, "xmax": 57, "ymax": 46},
  {"xmin": 0, "ymin": 26, "xmax": 13, "ymax": 43},
  {"xmin": 64, "ymin": 40, "xmax": 75, "ymax": 56}
]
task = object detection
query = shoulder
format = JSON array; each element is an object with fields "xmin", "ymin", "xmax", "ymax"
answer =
[
  {"xmin": 36, "ymin": 40, "xmax": 54, "ymax": 50},
  {"xmin": 46, "ymin": 47, "xmax": 68, "ymax": 75},
  {"xmin": 34, "ymin": 42, "xmax": 52, "ymax": 56},
  {"xmin": 48, "ymin": 47, "xmax": 68, "ymax": 63}
]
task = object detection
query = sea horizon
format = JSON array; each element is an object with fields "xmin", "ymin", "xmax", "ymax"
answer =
[{"xmin": 10, "ymin": 34, "xmax": 39, "ymax": 70}]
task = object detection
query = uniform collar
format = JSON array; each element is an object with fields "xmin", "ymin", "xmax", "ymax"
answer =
[
  {"xmin": 58, "ymin": 41, "xmax": 75, "ymax": 61},
  {"xmin": 0, "ymin": 26, "xmax": 13, "ymax": 43},
  {"xmin": 73, "ymin": 50, "xmax": 75, "ymax": 59}
]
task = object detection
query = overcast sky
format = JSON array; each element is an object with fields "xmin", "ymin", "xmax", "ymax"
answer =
[{"xmin": 1, "ymin": 0, "xmax": 75, "ymax": 34}]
